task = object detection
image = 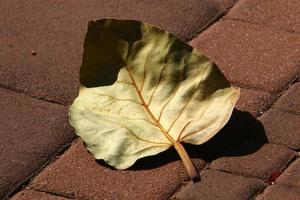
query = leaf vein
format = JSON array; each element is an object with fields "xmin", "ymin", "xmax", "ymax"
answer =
[
  {"xmin": 179, "ymin": 119, "xmax": 214, "ymax": 141},
  {"xmin": 97, "ymin": 111, "xmax": 157, "ymax": 127},
  {"xmin": 84, "ymin": 111, "xmax": 169, "ymax": 145},
  {"xmin": 158, "ymin": 63, "xmax": 184, "ymax": 121},
  {"xmin": 125, "ymin": 66, "xmax": 176, "ymax": 144},
  {"xmin": 147, "ymin": 60, "xmax": 166, "ymax": 106},
  {"xmin": 139, "ymin": 52, "xmax": 149, "ymax": 93},
  {"xmin": 167, "ymin": 64, "xmax": 212, "ymax": 133},
  {"xmin": 121, "ymin": 125, "xmax": 170, "ymax": 145},
  {"xmin": 93, "ymin": 93, "xmax": 143, "ymax": 106},
  {"xmin": 177, "ymin": 121, "xmax": 191, "ymax": 141},
  {"xmin": 116, "ymin": 80, "xmax": 134, "ymax": 85}
]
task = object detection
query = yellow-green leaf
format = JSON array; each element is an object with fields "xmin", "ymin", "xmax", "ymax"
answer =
[{"xmin": 69, "ymin": 19, "xmax": 239, "ymax": 179}]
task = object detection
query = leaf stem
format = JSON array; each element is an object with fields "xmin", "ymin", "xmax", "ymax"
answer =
[{"xmin": 174, "ymin": 142, "xmax": 200, "ymax": 182}]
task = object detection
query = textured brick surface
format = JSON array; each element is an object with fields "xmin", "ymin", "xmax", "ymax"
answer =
[
  {"xmin": 274, "ymin": 83, "xmax": 300, "ymax": 114},
  {"xmin": 256, "ymin": 184, "xmax": 300, "ymax": 200},
  {"xmin": 277, "ymin": 159, "xmax": 300, "ymax": 188},
  {"xmin": 259, "ymin": 108, "xmax": 300, "ymax": 150},
  {"xmin": 235, "ymin": 88, "xmax": 276, "ymax": 117},
  {"xmin": 172, "ymin": 170, "xmax": 266, "ymax": 200},
  {"xmin": 210, "ymin": 140, "xmax": 296, "ymax": 180},
  {"xmin": 190, "ymin": 20, "xmax": 300, "ymax": 93},
  {"xmin": 11, "ymin": 190, "xmax": 72, "ymax": 200},
  {"xmin": 0, "ymin": 89, "xmax": 75, "ymax": 199},
  {"xmin": 227, "ymin": 0, "xmax": 300, "ymax": 33},
  {"xmin": 210, "ymin": 0, "xmax": 238, "ymax": 9},
  {"xmin": 0, "ymin": 0, "xmax": 226, "ymax": 105},
  {"xmin": 3, "ymin": 1, "xmax": 300, "ymax": 199},
  {"xmin": 30, "ymin": 140, "xmax": 206, "ymax": 200}
]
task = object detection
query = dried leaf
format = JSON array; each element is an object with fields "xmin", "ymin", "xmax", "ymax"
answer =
[{"xmin": 69, "ymin": 19, "xmax": 239, "ymax": 180}]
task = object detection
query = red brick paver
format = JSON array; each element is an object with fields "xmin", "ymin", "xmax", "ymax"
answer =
[
  {"xmin": 0, "ymin": 89, "xmax": 75, "ymax": 199},
  {"xmin": 11, "ymin": 190, "xmax": 73, "ymax": 200},
  {"xmin": 226, "ymin": 0, "xmax": 300, "ymax": 33},
  {"xmin": 210, "ymin": 140, "xmax": 296, "ymax": 180},
  {"xmin": 256, "ymin": 184, "xmax": 300, "ymax": 200},
  {"xmin": 190, "ymin": 20, "xmax": 300, "ymax": 93},
  {"xmin": 276, "ymin": 159, "xmax": 300, "ymax": 188},
  {"xmin": 0, "ymin": 0, "xmax": 228, "ymax": 105},
  {"xmin": 235, "ymin": 88, "xmax": 276, "ymax": 117},
  {"xmin": 274, "ymin": 82, "xmax": 300, "ymax": 114},
  {"xmin": 259, "ymin": 108, "xmax": 300, "ymax": 149},
  {"xmin": 210, "ymin": 0, "xmax": 238, "ymax": 10},
  {"xmin": 29, "ymin": 140, "xmax": 206, "ymax": 200},
  {"xmin": 2, "ymin": 0, "xmax": 300, "ymax": 199},
  {"xmin": 171, "ymin": 170, "xmax": 266, "ymax": 200}
]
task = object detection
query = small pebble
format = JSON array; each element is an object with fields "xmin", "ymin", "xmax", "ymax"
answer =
[{"xmin": 31, "ymin": 50, "xmax": 37, "ymax": 56}]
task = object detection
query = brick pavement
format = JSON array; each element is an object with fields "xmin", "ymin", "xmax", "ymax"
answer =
[
  {"xmin": 0, "ymin": 0, "xmax": 233, "ymax": 105},
  {"xmin": 0, "ymin": 89, "xmax": 75, "ymax": 199},
  {"xmin": 171, "ymin": 170, "xmax": 266, "ymax": 200},
  {"xmin": 1, "ymin": 0, "xmax": 300, "ymax": 199}
]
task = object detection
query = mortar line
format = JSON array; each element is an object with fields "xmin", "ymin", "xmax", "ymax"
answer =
[
  {"xmin": 168, "ymin": 180, "xmax": 190, "ymax": 200},
  {"xmin": 187, "ymin": 0, "xmax": 241, "ymax": 42},
  {"xmin": 225, "ymin": 17, "xmax": 300, "ymax": 35},
  {"xmin": 0, "ymin": 84, "xmax": 68, "ymax": 107},
  {"xmin": 257, "ymin": 74, "xmax": 300, "ymax": 117},
  {"xmin": 275, "ymin": 107, "xmax": 300, "ymax": 116},
  {"xmin": 5, "ymin": 140, "xmax": 76, "ymax": 200},
  {"xmin": 32, "ymin": 188, "xmax": 76, "ymax": 200},
  {"xmin": 169, "ymin": 148, "xmax": 298, "ymax": 200},
  {"xmin": 186, "ymin": 10, "xmax": 225, "ymax": 42},
  {"xmin": 247, "ymin": 185, "xmax": 267, "ymax": 200},
  {"xmin": 209, "ymin": 168, "xmax": 266, "ymax": 180},
  {"xmin": 248, "ymin": 155, "xmax": 299, "ymax": 200}
]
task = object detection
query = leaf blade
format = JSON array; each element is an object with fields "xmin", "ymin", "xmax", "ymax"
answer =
[{"xmin": 69, "ymin": 19, "xmax": 239, "ymax": 170}]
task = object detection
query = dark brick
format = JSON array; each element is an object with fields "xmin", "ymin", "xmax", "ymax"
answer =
[
  {"xmin": 0, "ymin": 88, "xmax": 75, "ymax": 199},
  {"xmin": 277, "ymin": 159, "xmax": 300, "ymax": 188},
  {"xmin": 11, "ymin": 190, "xmax": 72, "ymax": 200},
  {"xmin": 172, "ymin": 170, "xmax": 266, "ymax": 200},
  {"xmin": 256, "ymin": 184, "xmax": 300, "ymax": 200},
  {"xmin": 274, "ymin": 83, "xmax": 300, "ymax": 115},
  {"xmin": 0, "ymin": 0, "xmax": 225, "ymax": 105},
  {"xmin": 30, "ymin": 140, "xmax": 206, "ymax": 200},
  {"xmin": 227, "ymin": 0, "xmax": 300, "ymax": 33},
  {"xmin": 210, "ymin": 140, "xmax": 296, "ymax": 180},
  {"xmin": 187, "ymin": 109, "xmax": 268, "ymax": 161},
  {"xmin": 210, "ymin": 0, "xmax": 238, "ymax": 9},
  {"xmin": 259, "ymin": 108, "xmax": 300, "ymax": 149},
  {"xmin": 190, "ymin": 20, "xmax": 300, "ymax": 93},
  {"xmin": 235, "ymin": 88, "xmax": 276, "ymax": 117}
]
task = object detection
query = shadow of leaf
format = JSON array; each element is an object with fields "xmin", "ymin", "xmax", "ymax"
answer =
[{"xmin": 95, "ymin": 109, "xmax": 268, "ymax": 170}]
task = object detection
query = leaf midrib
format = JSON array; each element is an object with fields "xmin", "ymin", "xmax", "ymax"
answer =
[{"xmin": 125, "ymin": 66, "xmax": 176, "ymax": 144}]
